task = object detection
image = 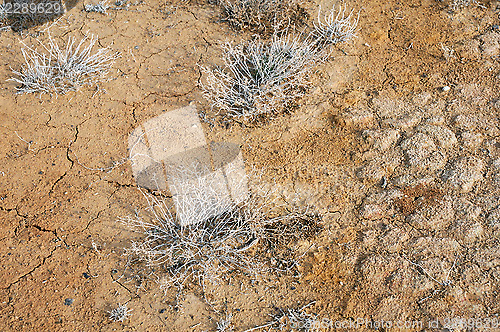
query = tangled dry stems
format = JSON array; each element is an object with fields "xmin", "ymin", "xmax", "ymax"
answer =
[
  {"xmin": 9, "ymin": 34, "xmax": 119, "ymax": 95},
  {"xmin": 200, "ymin": 34, "xmax": 321, "ymax": 122},
  {"xmin": 108, "ymin": 303, "xmax": 132, "ymax": 322},
  {"xmin": 120, "ymin": 166, "xmax": 317, "ymax": 290},
  {"xmin": 215, "ymin": 0, "xmax": 308, "ymax": 34},
  {"xmin": 201, "ymin": 4, "xmax": 359, "ymax": 123},
  {"xmin": 313, "ymin": 5, "xmax": 358, "ymax": 46}
]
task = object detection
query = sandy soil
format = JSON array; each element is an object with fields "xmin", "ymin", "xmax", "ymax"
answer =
[{"xmin": 0, "ymin": 0, "xmax": 499, "ymax": 330}]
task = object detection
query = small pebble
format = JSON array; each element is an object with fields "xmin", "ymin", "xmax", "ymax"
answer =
[
  {"xmin": 442, "ymin": 86, "xmax": 450, "ymax": 92},
  {"xmin": 82, "ymin": 272, "xmax": 91, "ymax": 279},
  {"xmin": 64, "ymin": 298, "xmax": 74, "ymax": 306}
]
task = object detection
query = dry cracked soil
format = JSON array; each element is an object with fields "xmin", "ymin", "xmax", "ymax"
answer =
[{"xmin": 0, "ymin": 0, "xmax": 500, "ymax": 331}]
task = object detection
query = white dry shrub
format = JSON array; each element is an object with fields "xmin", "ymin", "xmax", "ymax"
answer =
[
  {"xmin": 120, "ymin": 165, "xmax": 314, "ymax": 290},
  {"xmin": 313, "ymin": 5, "xmax": 358, "ymax": 46},
  {"xmin": 108, "ymin": 303, "xmax": 132, "ymax": 322},
  {"xmin": 200, "ymin": 34, "xmax": 321, "ymax": 122},
  {"xmin": 216, "ymin": 0, "xmax": 308, "ymax": 34},
  {"xmin": 9, "ymin": 34, "xmax": 119, "ymax": 95}
]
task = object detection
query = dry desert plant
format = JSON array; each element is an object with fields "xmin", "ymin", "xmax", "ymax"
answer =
[
  {"xmin": 313, "ymin": 5, "xmax": 358, "ymax": 46},
  {"xmin": 120, "ymin": 165, "xmax": 317, "ymax": 290},
  {"xmin": 108, "ymin": 303, "xmax": 132, "ymax": 322},
  {"xmin": 215, "ymin": 0, "xmax": 308, "ymax": 34},
  {"xmin": 200, "ymin": 34, "xmax": 322, "ymax": 122},
  {"xmin": 9, "ymin": 34, "xmax": 119, "ymax": 95}
]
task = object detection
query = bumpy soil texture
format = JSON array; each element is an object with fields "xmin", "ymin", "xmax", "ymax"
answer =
[{"xmin": 1, "ymin": 0, "xmax": 500, "ymax": 330}]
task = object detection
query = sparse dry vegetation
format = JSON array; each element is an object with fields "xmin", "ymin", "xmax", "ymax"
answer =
[
  {"xmin": 108, "ymin": 303, "xmax": 133, "ymax": 322},
  {"xmin": 200, "ymin": 34, "xmax": 321, "ymax": 122},
  {"xmin": 313, "ymin": 5, "xmax": 358, "ymax": 46},
  {"xmin": 201, "ymin": 3, "xmax": 359, "ymax": 124},
  {"xmin": 4, "ymin": 0, "xmax": 498, "ymax": 330},
  {"xmin": 9, "ymin": 34, "xmax": 119, "ymax": 95},
  {"xmin": 120, "ymin": 166, "xmax": 318, "ymax": 290}
]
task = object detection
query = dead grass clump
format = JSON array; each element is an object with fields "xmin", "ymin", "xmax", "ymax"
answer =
[
  {"xmin": 313, "ymin": 5, "xmax": 358, "ymax": 46},
  {"xmin": 215, "ymin": 0, "xmax": 308, "ymax": 34},
  {"xmin": 9, "ymin": 34, "xmax": 119, "ymax": 95},
  {"xmin": 200, "ymin": 34, "xmax": 321, "ymax": 123},
  {"xmin": 107, "ymin": 303, "xmax": 132, "ymax": 322},
  {"xmin": 120, "ymin": 166, "xmax": 317, "ymax": 290}
]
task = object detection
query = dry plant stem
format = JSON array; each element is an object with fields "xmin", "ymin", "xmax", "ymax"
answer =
[
  {"xmin": 9, "ymin": 34, "xmax": 119, "ymax": 95},
  {"xmin": 313, "ymin": 5, "xmax": 358, "ymax": 46},
  {"xmin": 200, "ymin": 34, "xmax": 322, "ymax": 122}
]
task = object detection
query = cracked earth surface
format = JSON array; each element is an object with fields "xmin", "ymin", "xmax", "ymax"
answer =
[{"xmin": 0, "ymin": 0, "xmax": 500, "ymax": 330}]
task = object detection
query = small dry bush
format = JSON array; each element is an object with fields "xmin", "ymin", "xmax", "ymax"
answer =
[
  {"xmin": 201, "ymin": 4, "xmax": 359, "ymax": 124},
  {"xmin": 108, "ymin": 303, "xmax": 132, "ymax": 322},
  {"xmin": 215, "ymin": 0, "xmax": 308, "ymax": 34},
  {"xmin": 200, "ymin": 34, "xmax": 321, "ymax": 123},
  {"xmin": 120, "ymin": 165, "xmax": 320, "ymax": 290},
  {"xmin": 9, "ymin": 34, "xmax": 119, "ymax": 95}
]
